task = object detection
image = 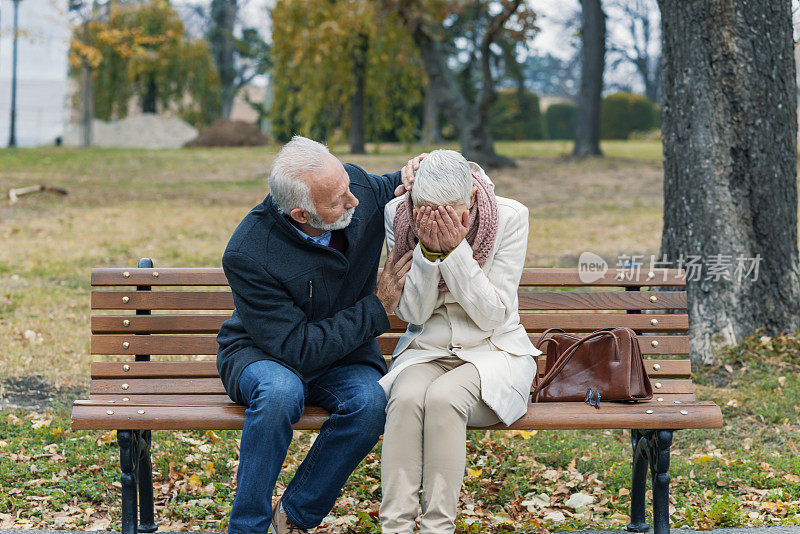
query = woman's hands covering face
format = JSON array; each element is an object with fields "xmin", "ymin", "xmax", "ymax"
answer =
[
  {"xmin": 414, "ymin": 205, "xmax": 469, "ymax": 254},
  {"xmin": 414, "ymin": 206, "xmax": 442, "ymax": 252},
  {"xmin": 433, "ymin": 206, "xmax": 469, "ymax": 253}
]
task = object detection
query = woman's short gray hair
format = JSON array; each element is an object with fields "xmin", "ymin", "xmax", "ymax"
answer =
[
  {"xmin": 269, "ymin": 136, "xmax": 331, "ymax": 214},
  {"xmin": 410, "ymin": 149, "xmax": 472, "ymax": 207}
]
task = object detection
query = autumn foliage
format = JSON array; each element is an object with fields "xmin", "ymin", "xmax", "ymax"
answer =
[
  {"xmin": 269, "ymin": 0, "xmax": 424, "ymax": 144},
  {"xmin": 69, "ymin": 0, "xmax": 221, "ymax": 127}
]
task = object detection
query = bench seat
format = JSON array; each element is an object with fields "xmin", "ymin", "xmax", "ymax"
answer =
[
  {"xmin": 71, "ymin": 360, "xmax": 720, "ymax": 430},
  {"xmin": 73, "ymin": 399, "xmax": 721, "ymax": 431}
]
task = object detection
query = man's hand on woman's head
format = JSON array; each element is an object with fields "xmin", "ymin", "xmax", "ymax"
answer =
[
  {"xmin": 433, "ymin": 206, "xmax": 469, "ymax": 253},
  {"xmin": 395, "ymin": 153, "xmax": 428, "ymax": 197},
  {"xmin": 414, "ymin": 206, "xmax": 442, "ymax": 253}
]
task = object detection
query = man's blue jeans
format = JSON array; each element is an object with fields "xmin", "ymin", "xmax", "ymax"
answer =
[{"xmin": 228, "ymin": 358, "xmax": 387, "ymax": 533}]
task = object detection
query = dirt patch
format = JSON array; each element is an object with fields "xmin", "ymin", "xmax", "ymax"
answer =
[
  {"xmin": 0, "ymin": 375, "xmax": 85, "ymax": 412},
  {"xmin": 185, "ymin": 119, "xmax": 269, "ymax": 147}
]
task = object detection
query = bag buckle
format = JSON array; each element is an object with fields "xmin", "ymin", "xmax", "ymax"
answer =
[{"xmin": 584, "ymin": 387, "xmax": 601, "ymax": 409}]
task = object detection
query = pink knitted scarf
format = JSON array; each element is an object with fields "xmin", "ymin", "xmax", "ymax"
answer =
[{"xmin": 392, "ymin": 168, "xmax": 499, "ymax": 292}]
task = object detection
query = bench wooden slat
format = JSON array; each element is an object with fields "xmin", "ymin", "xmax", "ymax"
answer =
[
  {"xmin": 91, "ymin": 267, "xmax": 687, "ymax": 288},
  {"xmin": 91, "ymin": 378, "xmax": 227, "ymax": 395},
  {"xmin": 92, "ymin": 314, "xmax": 691, "ymax": 338},
  {"xmin": 72, "ymin": 402, "xmax": 254, "ymax": 430},
  {"xmin": 91, "ymin": 335, "xmax": 218, "ymax": 355},
  {"xmin": 84, "ymin": 392, "xmax": 699, "ymax": 407},
  {"xmin": 518, "ymin": 291, "xmax": 686, "ymax": 310},
  {"xmin": 91, "ymin": 291, "xmax": 688, "ymax": 314},
  {"xmin": 91, "ymin": 291, "xmax": 234, "ymax": 310},
  {"xmin": 92, "ymin": 315, "xmax": 231, "ymax": 334},
  {"xmin": 92, "ymin": 268, "xmax": 230, "ymax": 287},
  {"xmin": 518, "ymin": 313, "xmax": 688, "ymax": 331},
  {"xmin": 91, "ymin": 314, "xmax": 414, "ymax": 333},
  {"xmin": 518, "ymin": 268, "xmax": 686, "ymax": 287},
  {"xmin": 493, "ymin": 401, "xmax": 720, "ymax": 430},
  {"xmin": 381, "ymin": 334, "xmax": 687, "ymax": 355},
  {"xmin": 93, "ymin": 361, "xmax": 225, "ymax": 378},
  {"xmin": 91, "ymin": 333, "xmax": 690, "ymax": 356},
  {"xmin": 88, "ymin": 376, "xmax": 693, "ymax": 396},
  {"xmin": 81, "ymin": 312, "xmax": 373, "ymax": 335},
  {"xmin": 71, "ymin": 400, "xmax": 720, "ymax": 431},
  {"xmin": 89, "ymin": 394, "xmax": 237, "ymax": 405},
  {"xmin": 90, "ymin": 359, "xmax": 692, "ymax": 380}
]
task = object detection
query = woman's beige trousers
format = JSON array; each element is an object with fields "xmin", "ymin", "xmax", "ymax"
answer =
[{"xmin": 380, "ymin": 356, "xmax": 500, "ymax": 534}]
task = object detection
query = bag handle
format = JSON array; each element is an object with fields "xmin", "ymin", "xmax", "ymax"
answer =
[
  {"xmin": 534, "ymin": 328, "xmax": 569, "ymax": 365},
  {"xmin": 538, "ymin": 327, "xmax": 566, "ymax": 340},
  {"xmin": 535, "ymin": 337, "xmax": 561, "ymax": 355},
  {"xmin": 535, "ymin": 328, "xmax": 567, "ymax": 349},
  {"xmin": 532, "ymin": 329, "xmax": 619, "ymax": 402}
]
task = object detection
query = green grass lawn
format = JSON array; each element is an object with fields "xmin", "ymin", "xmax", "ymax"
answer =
[
  {"xmin": 0, "ymin": 141, "xmax": 670, "ymax": 387},
  {"xmin": 1, "ymin": 140, "xmax": 799, "ymax": 532}
]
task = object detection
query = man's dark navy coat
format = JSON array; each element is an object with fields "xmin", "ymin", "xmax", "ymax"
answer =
[{"xmin": 216, "ymin": 163, "xmax": 402, "ymax": 404}]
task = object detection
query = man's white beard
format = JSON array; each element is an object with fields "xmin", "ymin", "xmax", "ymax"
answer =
[{"xmin": 308, "ymin": 206, "xmax": 355, "ymax": 232}]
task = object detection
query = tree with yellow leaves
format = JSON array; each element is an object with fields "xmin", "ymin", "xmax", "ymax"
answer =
[
  {"xmin": 69, "ymin": 0, "xmax": 221, "ymax": 127},
  {"xmin": 270, "ymin": 0, "xmax": 424, "ymax": 152}
]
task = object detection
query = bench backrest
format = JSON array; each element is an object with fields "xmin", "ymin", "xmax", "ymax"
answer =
[{"xmin": 89, "ymin": 265, "xmax": 693, "ymax": 401}]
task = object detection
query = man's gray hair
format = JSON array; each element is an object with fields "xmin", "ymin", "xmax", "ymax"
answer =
[
  {"xmin": 269, "ymin": 135, "xmax": 331, "ymax": 214},
  {"xmin": 410, "ymin": 149, "xmax": 472, "ymax": 207}
]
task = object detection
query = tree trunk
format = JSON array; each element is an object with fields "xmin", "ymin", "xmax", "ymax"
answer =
[
  {"xmin": 210, "ymin": 0, "xmax": 237, "ymax": 119},
  {"xmin": 658, "ymin": 0, "xmax": 800, "ymax": 364},
  {"xmin": 638, "ymin": 2, "xmax": 660, "ymax": 104},
  {"xmin": 638, "ymin": 56, "xmax": 660, "ymax": 104},
  {"xmin": 421, "ymin": 84, "xmax": 441, "ymax": 145},
  {"xmin": 574, "ymin": 0, "xmax": 606, "ymax": 157},
  {"xmin": 81, "ymin": 19, "xmax": 93, "ymax": 147},
  {"xmin": 645, "ymin": 55, "xmax": 661, "ymax": 104},
  {"xmin": 349, "ymin": 32, "xmax": 368, "ymax": 155},
  {"xmin": 142, "ymin": 76, "xmax": 157, "ymax": 114},
  {"xmin": 411, "ymin": 25, "xmax": 513, "ymax": 168},
  {"xmin": 652, "ymin": 55, "xmax": 661, "ymax": 104}
]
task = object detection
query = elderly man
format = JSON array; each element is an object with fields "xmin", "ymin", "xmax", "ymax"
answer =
[{"xmin": 216, "ymin": 136, "xmax": 421, "ymax": 534}]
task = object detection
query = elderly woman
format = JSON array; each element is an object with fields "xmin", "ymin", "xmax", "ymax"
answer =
[{"xmin": 379, "ymin": 149, "xmax": 541, "ymax": 534}]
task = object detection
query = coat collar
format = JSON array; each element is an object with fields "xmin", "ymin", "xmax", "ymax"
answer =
[{"xmin": 262, "ymin": 195, "xmax": 360, "ymax": 255}]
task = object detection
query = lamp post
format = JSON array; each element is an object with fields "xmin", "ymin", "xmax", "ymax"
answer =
[
  {"xmin": 8, "ymin": 0, "xmax": 21, "ymax": 148},
  {"xmin": 68, "ymin": 0, "xmax": 92, "ymax": 147}
]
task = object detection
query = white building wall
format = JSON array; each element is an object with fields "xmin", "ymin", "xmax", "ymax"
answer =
[{"xmin": 0, "ymin": 0, "xmax": 70, "ymax": 147}]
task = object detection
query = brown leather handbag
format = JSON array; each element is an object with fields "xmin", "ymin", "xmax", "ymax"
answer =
[{"xmin": 531, "ymin": 327, "xmax": 653, "ymax": 403}]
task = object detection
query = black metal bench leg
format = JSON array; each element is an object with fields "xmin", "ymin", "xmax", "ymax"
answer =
[
  {"xmin": 118, "ymin": 430, "xmax": 140, "ymax": 534},
  {"xmin": 627, "ymin": 429, "xmax": 650, "ymax": 532},
  {"xmin": 627, "ymin": 429, "xmax": 674, "ymax": 534},
  {"xmin": 651, "ymin": 430, "xmax": 674, "ymax": 534},
  {"xmin": 137, "ymin": 430, "xmax": 158, "ymax": 532}
]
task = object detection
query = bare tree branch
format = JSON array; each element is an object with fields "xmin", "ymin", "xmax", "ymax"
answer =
[{"xmin": 477, "ymin": 0, "xmax": 522, "ymax": 117}]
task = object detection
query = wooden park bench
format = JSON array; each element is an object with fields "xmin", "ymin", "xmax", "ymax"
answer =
[{"xmin": 72, "ymin": 258, "xmax": 722, "ymax": 534}]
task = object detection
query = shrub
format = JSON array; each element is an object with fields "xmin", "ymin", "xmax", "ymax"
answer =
[
  {"xmin": 545, "ymin": 102, "xmax": 576, "ymax": 140},
  {"xmin": 600, "ymin": 92, "xmax": 659, "ymax": 139},
  {"xmin": 185, "ymin": 119, "xmax": 268, "ymax": 147},
  {"xmin": 489, "ymin": 88, "xmax": 546, "ymax": 140}
]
